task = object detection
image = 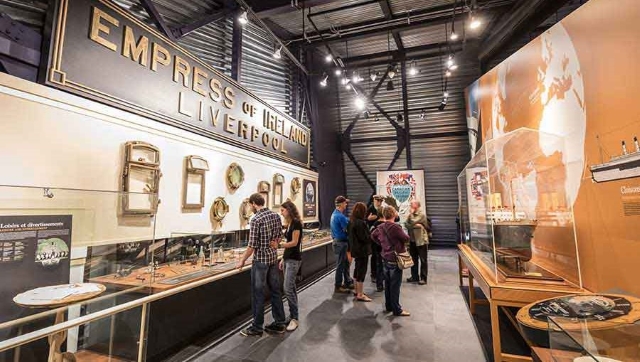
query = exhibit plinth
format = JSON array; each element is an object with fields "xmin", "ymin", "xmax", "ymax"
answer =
[{"xmin": 458, "ymin": 244, "xmax": 585, "ymax": 362}]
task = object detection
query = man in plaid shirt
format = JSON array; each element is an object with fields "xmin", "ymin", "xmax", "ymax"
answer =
[{"xmin": 236, "ymin": 193, "xmax": 286, "ymax": 336}]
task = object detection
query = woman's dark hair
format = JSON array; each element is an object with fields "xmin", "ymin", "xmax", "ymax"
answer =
[
  {"xmin": 280, "ymin": 200, "xmax": 301, "ymax": 223},
  {"xmin": 350, "ymin": 202, "xmax": 367, "ymax": 223}
]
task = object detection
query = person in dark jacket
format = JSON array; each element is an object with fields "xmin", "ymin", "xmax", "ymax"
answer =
[
  {"xmin": 348, "ymin": 202, "xmax": 373, "ymax": 302},
  {"xmin": 371, "ymin": 206, "xmax": 411, "ymax": 316}
]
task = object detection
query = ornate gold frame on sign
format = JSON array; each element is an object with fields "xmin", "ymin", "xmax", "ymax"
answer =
[
  {"xmin": 183, "ymin": 156, "xmax": 209, "ymax": 209},
  {"xmin": 226, "ymin": 163, "xmax": 245, "ymax": 191},
  {"xmin": 290, "ymin": 177, "xmax": 301, "ymax": 196},
  {"xmin": 258, "ymin": 181, "xmax": 271, "ymax": 208},
  {"xmin": 122, "ymin": 141, "xmax": 162, "ymax": 215},
  {"xmin": 211, "ymin": 197, "xmax": 230, "ymax": 222},
  {"xmin": 273, "ymin": 174, "xmax": 285, "ymax": 208},
  {"xmin": 240, "ymin": 198, "xmax": 254, "ymax": 221}
]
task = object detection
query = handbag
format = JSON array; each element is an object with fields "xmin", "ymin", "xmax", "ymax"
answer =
[{"xmin": 381, "ymin": 224, "xmax": 414, "ymax": 270}]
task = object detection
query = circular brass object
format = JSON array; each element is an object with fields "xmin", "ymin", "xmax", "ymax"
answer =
[
  {"xmin": 211, "ymin": 197, "xmax": 230, "ymax": 221},
  {"xmin": 240, "ymin": 198, "xmax": 254, "ymax": 221},
  {"xmin": 226, "ymin": 163, "xmax": 245, "ymax": 191},
  {"xmin": 290, "ymin": 177, "xmax": 301, "ymax": 195}
]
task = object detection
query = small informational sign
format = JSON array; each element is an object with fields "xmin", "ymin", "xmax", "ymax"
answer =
[{"xmin": 303, "ymin": 179, "xmax": 317, "ymax": 219}]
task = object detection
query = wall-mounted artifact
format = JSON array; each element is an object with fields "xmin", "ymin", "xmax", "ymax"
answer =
[
  {"xmin": 211, "ymin": 197, "xmax": 230, "ymax": 222},
  {"xmin": 258, "ymin": 181, "xmax": 271, "ymax": 208},
  {"xmin": 273, "ymin": 174, "xmax": 285, "ymax": 208},
  {"xmin": 240, "ymin": 198, "xmax": 254, "ymax": 222},
  {"xmin": 226, "ymin": 163, "xmax": 245, "ymax": 191},
  {"xmin": 290, "ymin": 177, "xmax": 301, "ymax": 196},
  {"xmin": 183, "ymin": 156, "xmax": 209, "ymax": 209},
  {"xmin": 122, "ymin": 141, "xmax": 162, "ymax": 215}
]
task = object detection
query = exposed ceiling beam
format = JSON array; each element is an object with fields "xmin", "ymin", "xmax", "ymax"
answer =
[
  {"xmin": 253, "ymin": 0, "xmax": 338, "ymax": 18},
  {"xmin": 294, "ymin": 0, "xmax": 513, "ymax": 45},
  {"xmin": 172, "ymin": 7, "xmax": 238, "ymax": 38},
  {"xmin": 263, "ymin": 18, "xmax": 296, "ymax": 39},
  {"xmin": 479, "ymin": 0, "xmax": 572, "ymax": 62},
  {"xmin": 378, "ymin": 0, "xmax": 403, "ymax": 51},
  {"xmin": 138, "ymin": 0, "xmax": 176, "ymax": 41},
  {"xmin": 341, "ymin": 41, "xmax": 464, "ymax": 68}
]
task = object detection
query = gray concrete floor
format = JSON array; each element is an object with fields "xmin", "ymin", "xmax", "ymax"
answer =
[{"xmin": 192, "ymin": 249, "xmax": 485, "ymax": 362}]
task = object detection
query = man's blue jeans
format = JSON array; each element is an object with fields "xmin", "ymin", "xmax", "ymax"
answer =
[
  {"xmin": 251, "ymin": 261, "xmax": 286, "ymax": 331},
  {"xmin": 332, "ymin": 240, "xmax": 353, "ymax": 287},
  {"xmin": 283, "ymin": 259, "xmax": 301, "ymax": 320},
  {"xmin": 383, "ymin": 260, "xmax": 404, "ymax": 315}
]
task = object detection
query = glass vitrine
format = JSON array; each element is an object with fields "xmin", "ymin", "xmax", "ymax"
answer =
[{"xmin": 457, "ymin": 128, "xmax": 582, "ymax": 286}]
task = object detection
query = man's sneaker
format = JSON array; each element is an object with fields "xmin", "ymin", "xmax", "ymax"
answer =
[
  {"xmin": 286, "ymin": 319, "xmax": 299, "ymax": 331},
  {"xmin": 265, "ymin": 322, "xmax": 286, "ymax": 334},
  {"xmin": 334, "ymin": 286, "xmax": 349, "ymax": 293},
  {"xmin": 240, "ymin": 327, "xmax": 263, "ymax": 337}
]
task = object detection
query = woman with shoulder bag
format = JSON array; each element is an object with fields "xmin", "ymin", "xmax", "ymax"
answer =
[
  {"xmin": 348, "ymin": 202, "xmax": 373, "ymax": 302},
  {"xmin": 371, "ymin": 206, "xmax": 411, "ymax": 316}
]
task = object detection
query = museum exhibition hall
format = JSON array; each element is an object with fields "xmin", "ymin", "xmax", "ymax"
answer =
[{"xmin": 0, "ymin": 0, "xmax": 639, "ymax": 361}]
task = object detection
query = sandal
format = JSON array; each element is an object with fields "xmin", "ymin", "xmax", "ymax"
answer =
[{"xmin": 355, "ymin": 295, "xmax": 372, "ymax": 302}]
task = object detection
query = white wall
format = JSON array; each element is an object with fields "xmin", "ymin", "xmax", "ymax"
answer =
[{"xmin": 0, "ymin": 73, "xmax": 319, "ymax": 245}]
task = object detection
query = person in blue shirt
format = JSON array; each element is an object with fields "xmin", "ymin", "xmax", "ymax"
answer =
[{"xmin": 331, "ymin": 196, "xmax": 354, "ymax": 293}]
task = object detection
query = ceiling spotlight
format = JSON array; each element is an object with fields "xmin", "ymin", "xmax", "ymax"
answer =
[
  {"xmin": 238, "ymin": 11, "xmax": 248, "ymax": 26},
  {"xmin": 386, "ymin": 80, "xmax": 394, "ymax": 91},
  {"xmin": 388, "ymin": 67, "xmax": 397, "ymax": 79},
  {"xmin": 325, "ymin": 54, "xmax": 332, "ymax": 63},
  {"xmin": 444, "ymin": 91, "xmax": 449, "ymax": 98},
  {"xmin": 469, "ymin": 14, "xmax": 481, "ymax": 29},
  {"xmin": 273, "ymin": 46, "xmax": 282, "ymax": 59},
  {"xmin": 447, "ymin": 55, "xmax": 455, "ymax": 68},
  {"xmin": 355, "ymin": 96, "xmax": 366, "ymax": 110},
  {"xmin": 450, "ymin": 31, "xmax": 459, "ymax": 41},
  {"xmin": 341, "ymin": 77, "xmax": 350, "ymax": 85},
  {"xmin": 409, "ymin": 61, "xmax": 418, "ymax": 76},
  {"xmin": 449, "ymin": 64, "xmax": 459, "ymax": 70},
  {"xmin": 445, "ymin": 70, "xmax": 452, "ymax": 77},
  {"xmin": 352, "ymin": 71, "xmax": 362, "ymax": 84},
  {"xmin": 320, "ymin": 73, "xmax": 328, "ymax": 87},
  {"xmin": 335, "ymin": 68, "xmax": 342, "ymax": 76},
  {"xmin": 439, "ymin": 97, "xmax": 448, "ymax": 111},
  {"xmin": 370, "ymin": 71, "xmax": 380, "ymax": 81}
]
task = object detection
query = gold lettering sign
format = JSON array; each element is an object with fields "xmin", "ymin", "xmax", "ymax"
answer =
[{"xmin": 47, "ymin": 0, "xmax": 311, "ymax": 167}]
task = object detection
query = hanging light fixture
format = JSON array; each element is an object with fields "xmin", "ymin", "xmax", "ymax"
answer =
[
  {"xmin": 469, "ymin": 12, "xmax": 481, "ymax": 30},
  {"xmin": 409, "ymin": 61, "xmax": 418, "ymax": 76},
  {"xmin": 447, "ymin": 55, "xmax": 455, "ymax": 68},
  {"xmin": 445, "ymin": 70, "xmax": 452, "ymax": 77},
  {"xmin": 449, "ymin": 0, "xmax": 458, "ymax": 40},
  {"xmin": 238, "ymin": 11, "xmax": 248, "ymax": 26},
  {"xmin": 325, "ymin": 54, "xmax": 333, "ymax": 63},
  {"xmin": 363, "ymin": 109, "xmax": 370, "ymax": 119},
  {"xmin": 273, "ymin": 46, "xmax": 282, "ymax": 59},
  {"xmin": 352, "ymin": 70, "xmax": 362, "ymax": 84},
  {"xmin": 388, "ymin": 66, "xmax": 397, "ymax": 79},
  {"xmin": 370, "ymin": 71, "xmax": 380, "ymax": 82},
  {"xmin": 386, "ymin": 80, "xmax": 394, "ymax": 91},
  {"xmin": 444, "ymin": 91, "xmax": 449, "ymax": 98},
  {"xmin": 420, "ymin": 109, "xmax": 426, "ymax": 120},
  {"xmin": 320, "ymin": 73, "xmax": 328, "ymax": 87},
  {"xmin": 335, "ymin": 68, "xmax": 342, "ymax": 76},
  {"xmin": 355, "ymin": 96, "xmax": 366, "ymax": 110}
]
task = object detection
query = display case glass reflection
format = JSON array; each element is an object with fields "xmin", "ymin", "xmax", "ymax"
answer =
[{"xmin": 457, "ymin": 128, "xmax": 581, "ymax": 285}]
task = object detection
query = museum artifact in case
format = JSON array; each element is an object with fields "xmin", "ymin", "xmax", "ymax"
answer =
[
  {"xmin": 183, "ymin": 155, "xmax": 209, "ymax": 209},
  {"xmin": 121, "ymin": 141, "xmax": 162, "ymax": 216},
  {"xmin": 273, "ymin": 173, "xmax": 285, "ymax": 207},
  {"xmin": 457, "ymin": 128, "xmax": 582, "ymax": 286},
  {"xmin": 226, "ymin": 163, "xmax": 245, "ymax": 191}
]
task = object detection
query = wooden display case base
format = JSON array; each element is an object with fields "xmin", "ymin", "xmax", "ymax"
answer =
[{"xmin": 458, "ymin": 244, "xmax": 585, "ymax": 362}]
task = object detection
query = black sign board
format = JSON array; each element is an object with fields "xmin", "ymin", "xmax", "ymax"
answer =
[
  {"xmin": 303, "ymin": 179, "xmax": 317, "ymax": 219},
  {"xmin": 42, "ymin": 0, "xmax": 310, "ymax": 167}
]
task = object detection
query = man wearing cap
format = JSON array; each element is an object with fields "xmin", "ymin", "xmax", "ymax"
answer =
[
  {"xmin": 367, "ymin": 195, "xmax": 385, "ymax": 292},
  {"xmin": 331, "ymin": 196, "xmax": 354, "ymax": 293}
]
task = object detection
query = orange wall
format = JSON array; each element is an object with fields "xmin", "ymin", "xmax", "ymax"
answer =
[{"xmin": 467, "ymin": 0, "xmax": 640, "ymax": 295}]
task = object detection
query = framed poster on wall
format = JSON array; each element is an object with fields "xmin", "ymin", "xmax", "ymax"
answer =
[
  {"xmin": 302, "ymin": 179, "xmax": 317, "ymax": 219},
  {"xmin": 376, "ymin": 170, "xmax": 426, "ymax": 222}
]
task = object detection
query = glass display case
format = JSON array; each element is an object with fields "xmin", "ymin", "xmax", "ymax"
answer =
[
  {"xmin": 549, "ymin": 314, "xmax": 640, "ymax": 362},
  {"xmin": 457, "ymin": 128, "xmax": 582, "ymax": 286}
]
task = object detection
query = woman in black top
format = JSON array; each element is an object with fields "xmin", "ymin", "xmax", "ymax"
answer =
[
  {"xmin": 348, "ymin": 202, "xmax": 373, "ymax": 302},
  {"xmin": 278, "ymin": 200, "xmax": 303, "ymax": 331}
]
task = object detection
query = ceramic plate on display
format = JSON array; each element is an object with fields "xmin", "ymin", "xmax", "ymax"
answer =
[
  {"xmin": 290, "ymin": 177, "xmax": 301, "ymax": 195},
  {"xmin": 211, "ymin": 197, "xmax": 230, "ymax": 221},
  {"xmin": 226, "ymin": 163, "xmax": 245, "ymax": 191}
]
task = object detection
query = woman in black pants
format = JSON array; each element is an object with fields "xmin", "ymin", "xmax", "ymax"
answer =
[{"xmin": 348, "ymin": 202, "xmax": 373, "ymax": 302}]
